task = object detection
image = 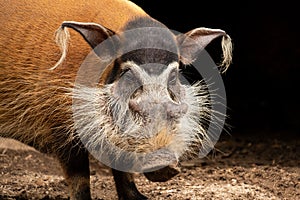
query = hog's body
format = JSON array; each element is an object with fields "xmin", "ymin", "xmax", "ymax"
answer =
[
  {"xmin": 0, "ymin": 0, "xmax": 146, "ymax": 145},
  {"xmin": 0, "ymin": 0, "xmax": 232, "ymax": 199}
]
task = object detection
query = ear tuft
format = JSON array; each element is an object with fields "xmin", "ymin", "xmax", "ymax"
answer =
[
  {"xmin": 51, "ymin": 25, "xmax": 70, "ymax": 70},
  {"xmin": 220, "ymin": 34, "xmax": 233, "ymax": 72}
]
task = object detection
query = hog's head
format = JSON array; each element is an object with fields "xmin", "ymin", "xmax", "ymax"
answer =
[{"xmin": 55, "ymin": 17, "xmax": 232, "ymax": 178}]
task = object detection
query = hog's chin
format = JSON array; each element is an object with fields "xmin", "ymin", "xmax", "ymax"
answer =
[{"xmin": 72, "ymin": 81, "xmax": 215, "ymax": 172}]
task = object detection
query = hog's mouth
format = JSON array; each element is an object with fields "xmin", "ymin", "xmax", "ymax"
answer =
[
  {"xmin": 123, "ymin": 127, "xmax": 176, "ymax": 153},
  {"xmin": 115, "ymin": 125, "xmax": 182, "ymax": 181},
  {"xmin": 99, "ymin": 92, "xmax": 192, "ymax": 174}
]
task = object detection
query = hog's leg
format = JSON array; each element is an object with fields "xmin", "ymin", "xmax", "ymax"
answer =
[
  {"xmin": 112, "ymin": 169, "xmax": 148, "ymax": 200},
  {"xmin": 57, "ymin": 144, "xmax": 91, "ymax": 200}
]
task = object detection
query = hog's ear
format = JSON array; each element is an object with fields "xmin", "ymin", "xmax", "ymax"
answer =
[
  {"xmin": 52, "ymin": 21, "xmax": 117, "ymax": 70},
  {"xmin": 177, "ymin": 28, "xmax": 233, "ymax": 72},
  {"xmin": 61, "ymin": 21, "xmax": 115, "ymax": 49}
]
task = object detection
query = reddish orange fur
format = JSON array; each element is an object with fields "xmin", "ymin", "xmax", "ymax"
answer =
[{"xmin": 0, "ymin": 0, "xmax": 147, "ymax": 152}]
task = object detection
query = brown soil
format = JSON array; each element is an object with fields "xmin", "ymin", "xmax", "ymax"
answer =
[{"xmin": 0, "ymin": 131, "xmax": 299, "ymax": 200}]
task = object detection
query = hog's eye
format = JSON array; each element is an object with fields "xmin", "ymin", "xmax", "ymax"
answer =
[
  {"xmin": 167, "ymin": 69, "xmax": 180, "ymax": 103},
  {"xmin": 117, "ymin": 68, "xmax": 142, "ymax": 99},
  {"xmin": 168, "ymin": 70, "xmax": 177, "ymax": 85},
  {"xmin": 120, "ymin": 68, "xmax": 130, "ymax": 77},
  {"xmin": 122, "ymin": 69, "xmax": 139, "ymax": 84}
]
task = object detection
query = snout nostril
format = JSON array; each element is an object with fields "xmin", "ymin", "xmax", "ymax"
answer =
[
  {"xmin": 130, "ymin": 86, "xmax": 143, "ymax": 99},
  {"xmin": 129, "ymin": 86, "xmax": 144, "ymax": 117},
  {"xmin": 129, "ymin": 99, "xmax": 142, "ymax": 114}
]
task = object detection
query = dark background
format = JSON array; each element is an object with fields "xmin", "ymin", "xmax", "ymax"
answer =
[{"xmin": 132, "ymin": 1, "xmax": 300, "ymax": 137}]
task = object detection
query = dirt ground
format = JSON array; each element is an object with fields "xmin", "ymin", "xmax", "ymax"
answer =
[{"xmin": 0, "ymin": 131, "xmax": 299, "ymax": 200}]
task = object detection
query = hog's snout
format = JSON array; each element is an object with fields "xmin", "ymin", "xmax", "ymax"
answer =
[{"xmin": 129, "ymin": 98, "xmax": 187, "ymax": 121}]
